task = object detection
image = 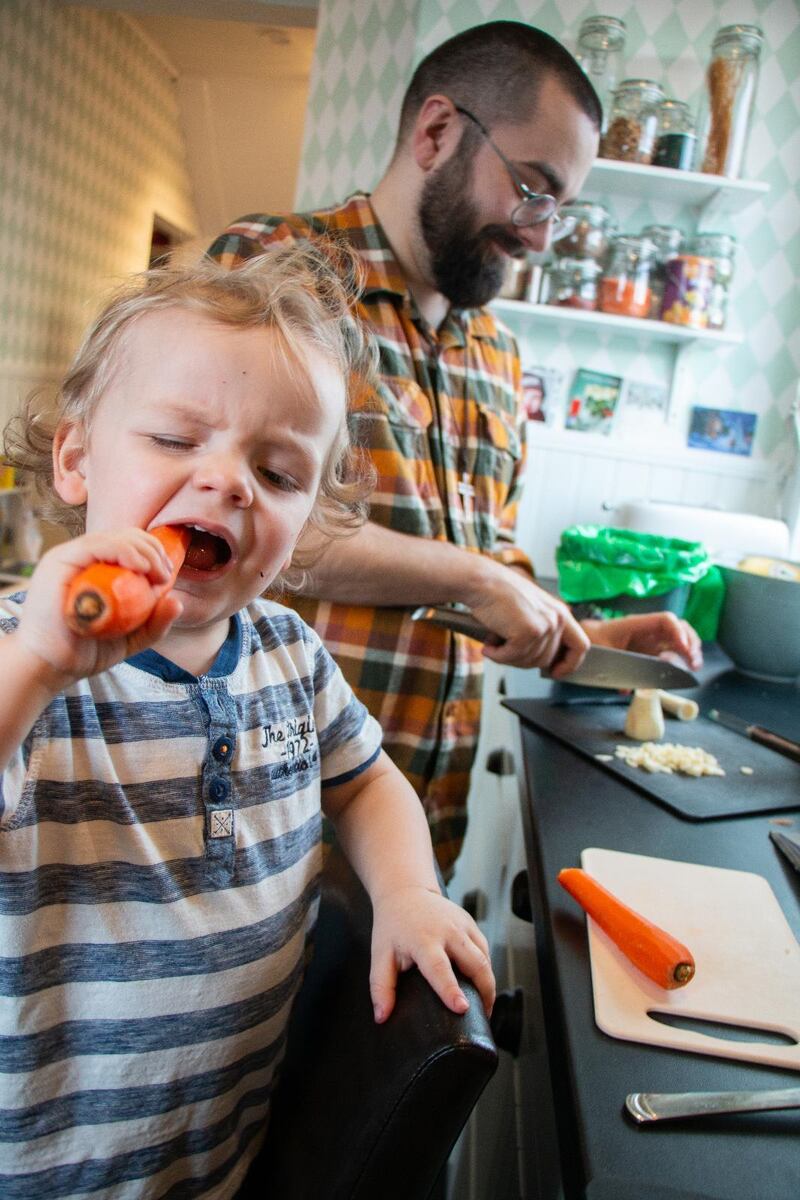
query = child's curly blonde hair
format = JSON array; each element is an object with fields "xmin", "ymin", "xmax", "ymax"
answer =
[{"xmin": 4, "ymin": 240, "xmax": 378, "ymax": 589}]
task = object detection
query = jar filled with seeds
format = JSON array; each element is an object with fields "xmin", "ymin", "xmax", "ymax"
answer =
[
  {"xmin": 652, "ymin": 99, "xmax": 696, "ymax": 170},
  {"xmin": 696, "ymin": 25, "xmax": 763, "ymax": 178},
  {"xmin": 551, "ymin": 202, "xmax": 612, "ymax": 261},
  {"xmin": 641, "ymin": 224, "xmax": 684, "ymax": 318},
  {"xmin": 600, "ymin": 79, "xmax": 665, "ymax": 163},
  {"xmin": 689, "ymin": 233, "xmax": 736, "ymax": 328}
]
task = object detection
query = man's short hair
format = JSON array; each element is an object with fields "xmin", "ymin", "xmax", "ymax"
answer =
[{"xmin": 398, "ymin": 21, "xmax": 601, "ymax": 142}]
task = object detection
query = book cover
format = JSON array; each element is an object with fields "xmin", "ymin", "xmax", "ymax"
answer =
[{"xmin": 565, "ymin": 368, "xmax": 623, "ymax": 435}]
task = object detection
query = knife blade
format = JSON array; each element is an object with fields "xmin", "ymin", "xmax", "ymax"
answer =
[
  {"xmin": 410, "ymin": 605, "xmax": 698, "ymax": 690},
  {"xmin": 769, "ymin": 828, "xmax": 800, "ymax": 873},
  {"xmin": 707, "ymin": 708, "xmax": 800, "ymax": 765}
]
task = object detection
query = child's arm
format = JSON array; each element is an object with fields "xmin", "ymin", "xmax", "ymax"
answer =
[
  {"xmin": 0, "ymin": 529, "xmax": 181, "ymax": 773},
  {"xmin": 323, "ymin": 751, "xmax": 496, "ymax": 1024}
]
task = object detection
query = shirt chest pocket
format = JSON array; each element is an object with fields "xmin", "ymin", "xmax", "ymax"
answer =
[{"xmin": 474, "ymin": 399, "xmax": 522, "ymax": 490}]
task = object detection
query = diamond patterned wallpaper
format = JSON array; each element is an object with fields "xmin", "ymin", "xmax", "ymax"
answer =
[
  {"xmin": 296, "ymin": 0, "xmax": 799, "ymax": 474},
  {"xmin": 0, "ymin": 0, "xmax": 198, "ymax": 421}
]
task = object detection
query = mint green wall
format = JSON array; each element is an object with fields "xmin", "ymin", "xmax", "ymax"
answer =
[{"xmin": 296, "ymin": 0, "xmax": 799, "ymax": 468}]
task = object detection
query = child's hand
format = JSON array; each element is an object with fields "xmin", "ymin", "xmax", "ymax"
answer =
[
  {"xmin": 369, "ymin": 886, "xmax": 495, "ymax": 1024},
  {"xmin": 15, "ymin": 529, "xmax": 182, "ymax": 688}
]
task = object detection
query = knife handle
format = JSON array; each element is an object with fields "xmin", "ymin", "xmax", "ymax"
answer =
[{"xmin": 751, "ymin": 726, "xmax": 800, "ymax": 765}]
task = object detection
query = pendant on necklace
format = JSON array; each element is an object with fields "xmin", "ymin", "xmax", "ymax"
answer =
[{"xmin": 457, "ymin": 471, "xmax": 475, "ymax": 523}]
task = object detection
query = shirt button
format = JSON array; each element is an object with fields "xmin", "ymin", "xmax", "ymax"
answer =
[
  {"xmin": 209, "ymin": 778, "xmax": 229, "ymax": 802},
  {"xmin": 213, "ymin": 736, "xmax": 234, "ymax": 763}
]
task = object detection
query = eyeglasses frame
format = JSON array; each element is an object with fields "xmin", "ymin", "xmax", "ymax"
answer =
[{"xmin": 452, "ymin": 103, "xmax": 571, "ymax": 233}]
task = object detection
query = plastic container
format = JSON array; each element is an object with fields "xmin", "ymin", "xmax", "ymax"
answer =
[
  {"xmin": 600, "ymin": 79, "xmax": 665, "ymax": 164},
  {"xmin": 641, "ymin": 225, "xmax": 684, "ymax": 318},
  {"xmin": 551, "ymin": 202, "xmax": 611, "ymax": 261},
  {"xmin": 697, "ymin": 24, "xmax": 763, "ymax": 178},
  {"xmin": 689, "ymin": 232, "xmax": 736, "ymax": 329},
  {"xmin": 574, "ymin": 16, "xmax": 627, "ymax": 135},
  {"xmin": 548, "ymin": 257, "xmax": 602, "ymax": 310},
  {"xmin": 659, "ymin": 254, "xmax": 715, "ymax": 329},
  {"xmin": 599, "ymin": 235, "xmax": 656, "ymax": 318},
  {"xmin": 652, "ymin": 99, "xmax": 696, "ymax": 170}
]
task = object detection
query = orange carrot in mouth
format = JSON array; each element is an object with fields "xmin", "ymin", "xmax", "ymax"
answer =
[
  {"xmin": 558, "ymin": 867, "xmax": 696, "ymax": 990},
  {"xmin": 64, "ymin": 525, "xmax": 190, "ymax": 639}
]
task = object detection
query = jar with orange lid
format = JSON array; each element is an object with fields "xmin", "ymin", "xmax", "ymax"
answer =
[
  {"xmin": 659, "ymin": 255, "xmax": 716, "ymax": 328},
  {"xmin": 599, "ymin": 235, "xmax": 656, "ymax": 319}
]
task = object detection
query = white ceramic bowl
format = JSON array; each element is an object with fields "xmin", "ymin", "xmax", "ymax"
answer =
[{"xmin": 717, "ymin": 561, "xmax": 800, "ymax": 681}]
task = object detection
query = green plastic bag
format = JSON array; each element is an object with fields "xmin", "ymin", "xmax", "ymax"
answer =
[{"xmin": 556, "ymin": 524, "xmax": 724, "ymax": 639}]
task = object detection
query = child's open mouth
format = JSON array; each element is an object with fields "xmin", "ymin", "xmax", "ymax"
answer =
[{"xmin": 181, "ymin": 525, "xmax": 233, "ymax": 573}]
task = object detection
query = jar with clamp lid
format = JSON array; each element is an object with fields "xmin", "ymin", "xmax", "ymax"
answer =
[
  {"xmin": 652, "ymin": 99, "xmax": 696, "ymax": 170},
  {"xmin": 641, "ymin": 225, "xmax": 684, "ymax": 318},
  {"xmin": 574, "ymin": 16, "xmax": 627, "ymax": 134},
  {"xmin": 600, "ymin": 79, "xmax": 665, "ymax": 163},
  {"xmin": 689, "ymin": 233, "xmax": 736, "ymax": 329},
  {"xmin": 552, "ymin": 202, "xmax": 611, "ymax": 262},
  {"xmin": 599, "ymin": 235, "xmax": 656, "ymax": 318},
  {"xmin": 697, "ymin": 25, "xmax": 763, "ymax": 178},
  {"xmin": 548, "ymin": 257, "xmax": 602, "ymax": 310}
]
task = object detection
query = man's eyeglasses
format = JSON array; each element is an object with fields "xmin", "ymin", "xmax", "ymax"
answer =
[{"xmin": 454, "ymin": 104, "xmax": 575, "ymax": 238}]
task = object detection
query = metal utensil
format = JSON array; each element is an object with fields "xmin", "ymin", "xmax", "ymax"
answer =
[
  {"xmin": 410, "ymin": 605, "xmax": 698, "ymax": 690},
  {"xmin": 770, "ymin": 827, "xmax": 800, "ymax": 872},
  {"xmin": 708, "ymin": 708, "xmax": 800, "ymax": 765},
  {"xmin": 626, "ymin": 1086, "xmax": 800, "ymax": 1124}
]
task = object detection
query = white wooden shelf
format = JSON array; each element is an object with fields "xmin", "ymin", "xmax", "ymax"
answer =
[
  {"xmin": 0, "ymin": 487, "xmax": 23, "ymax": 499},
  {"xmin": 582, "ymin": 158, "xmax": 769, "ymax": 215},
  {"xmin": 492, "ymin": 299, "xmax": 743, "ymax": 346}
]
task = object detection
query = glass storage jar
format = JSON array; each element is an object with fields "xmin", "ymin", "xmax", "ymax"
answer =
[
  {"xmin": 689, "ymin": 233, "xmax": 736, "ymax": 328},
  {"xmin": 574, "ymin": 15, "xmax": 627, "ymax": 134},
  {"xmin": 548, "ymin": 257, "xmax": 602, "ymax": 310},
  {"xmin": 599, "ymin": 235, "xmax": 656, "ymax": 318},
  {"xmin": 697, "ymin": 25, "xmax": 763, "ymax": 178},
  {"xmin": 552, "ymin": 202, "xmax": 611, "ymax": 261},
  {"xmin": 498, "ymin": 255, "xmax": 531, "ymax": 300},
  {"xmin": 652, "ymin": 99, "xmax": 696, "ymax": 170},
  {"xmin": 600, "ymin": 79, "xmax": 665, "ymax": 163},
  {"xmin": 641, "ymin": 224, "xmax": 684, "ymax": 317},
  {"xmin": 659, "ymin": 255, "xmax": 716, "ymax": 328}
]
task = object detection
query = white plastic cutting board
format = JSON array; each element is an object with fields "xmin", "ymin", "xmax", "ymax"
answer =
[{"xmin": 580, "ymin": 848, "xmax": 800, "ymax": 1071}]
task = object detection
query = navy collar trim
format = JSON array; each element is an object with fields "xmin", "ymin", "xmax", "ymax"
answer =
[{"xmin": 126, "ymin": 614, "xmax": 243, "ymax": 683}]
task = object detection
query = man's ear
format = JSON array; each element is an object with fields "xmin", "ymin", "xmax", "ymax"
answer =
[
  {"xmin": 53, "ymin": 422, "xmax": 88, "ymax": 505},
  {"xmin": 412, "ymin": 94, "xmax": 462, "ymax": 171}
]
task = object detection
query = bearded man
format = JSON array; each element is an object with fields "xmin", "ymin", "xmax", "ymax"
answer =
[{"xmin": 208, "ymin": 21, "xmax": 701, "ymax": 875}]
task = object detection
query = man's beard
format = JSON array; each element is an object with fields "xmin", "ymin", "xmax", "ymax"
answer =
[{"xmin": 418, "ymin": 152, "xmax": 526, "ymax": 309}]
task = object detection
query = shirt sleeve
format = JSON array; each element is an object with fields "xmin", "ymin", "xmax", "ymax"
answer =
[{"xmin": 309, "ymin": 635, "xmax": 383, "ymax": 788}]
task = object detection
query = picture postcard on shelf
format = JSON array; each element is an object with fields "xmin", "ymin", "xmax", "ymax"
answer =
[
  {"xmin": 687, "ymin": 405, "xmax": 757, "ymax": 456},
  {"xmin": 613, "ymin": 378, "xmax": 670, "ymax": 438},
  {"xmin": 520, "ymin": 363, "xmax": 565, "ymax": 426},
  {"xmin": 565, "ymin": 368, "xmax": 623, "ymax": 435}
]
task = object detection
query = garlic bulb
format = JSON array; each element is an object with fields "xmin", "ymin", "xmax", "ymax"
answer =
[{"xmin": 624, "ymin": 689, "xmax": 665, "ymax": 741}]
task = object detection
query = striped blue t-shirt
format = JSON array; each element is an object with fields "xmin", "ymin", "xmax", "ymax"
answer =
[{"xmin": 0, "ymin": 594, "xmax": 382, "ymax": 1198}]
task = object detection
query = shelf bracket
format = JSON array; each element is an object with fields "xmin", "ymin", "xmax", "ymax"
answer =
[{"xmin": 667, "ymin": 343, "xmax": 692, "ymax": 428}]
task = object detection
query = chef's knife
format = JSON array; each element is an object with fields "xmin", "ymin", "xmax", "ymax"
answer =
[
  {"xmin": 410, "ymin": 605, "xmax": 698, "ymax": 689},
  {"xmin": 707, "ymin": 708, "xmax": 800, "ymax": 765}
]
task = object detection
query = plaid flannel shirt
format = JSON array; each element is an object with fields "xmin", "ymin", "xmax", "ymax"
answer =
[{"xmin": 207, "ymin": 194, "xmax": 533, "ymax": 873}]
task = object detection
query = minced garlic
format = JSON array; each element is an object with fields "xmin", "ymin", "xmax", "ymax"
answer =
[{"xmin": 615, "ymin": 741, "xmax": 725, "ymax": 777}]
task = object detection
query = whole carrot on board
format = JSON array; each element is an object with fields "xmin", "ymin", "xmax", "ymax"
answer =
[
  {"xmin": 64, "ymin": 525, "xmax": 190, "ymax": 639},
  {"xmin": 558, "ymin": 867, "xmax": 696, "ymax": 990}
]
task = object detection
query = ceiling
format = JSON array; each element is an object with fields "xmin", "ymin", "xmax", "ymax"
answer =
[
  {"xmin": 67, "ymin": 2, "xmax": 318, "ymax": 78},
  {"xmin": 134, "ymin": 11, "xmax": 317, "ymax": 77}
]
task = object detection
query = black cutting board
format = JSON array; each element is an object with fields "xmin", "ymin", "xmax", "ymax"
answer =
[{"xmin": 505, "ymin": 698, "xmax": 800, "ymax": 821}]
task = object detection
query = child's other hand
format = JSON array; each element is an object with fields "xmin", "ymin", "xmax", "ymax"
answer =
[
  {"xmin": 16, "ymin": 529, "xmax": 182, "ymax": 687},
  {"xmin": 369, "ymin": 887, "xmax": 495, "ymax": 1024}
]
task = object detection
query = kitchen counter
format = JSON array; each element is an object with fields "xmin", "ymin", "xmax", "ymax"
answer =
[{"xmin": 503, "ymin": 647, "xmax": 800, "ymax": 1200}]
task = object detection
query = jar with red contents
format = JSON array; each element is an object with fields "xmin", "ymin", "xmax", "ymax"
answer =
[
  {"xmin": 548, "ymin": 256, "xmax": 603, "ymax": 310},
  {"xmin": 599, "ymin": 235, "xmax": 656, "ymax": 318}
]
